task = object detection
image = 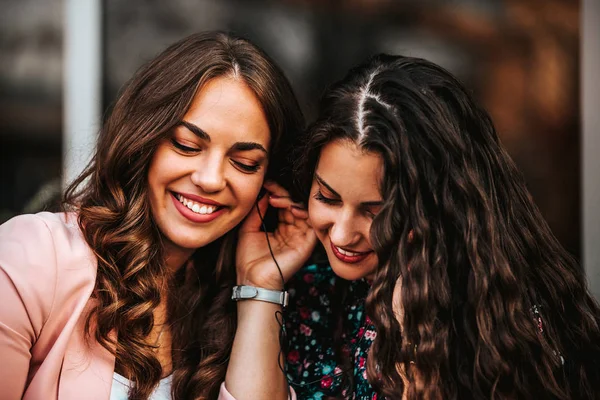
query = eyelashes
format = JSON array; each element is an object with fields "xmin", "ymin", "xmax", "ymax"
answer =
[
  {"xmin": 313, "ymin": 190, "xmax": 339, "ymax": 205},
  {"xmin": 314, "ymin": 189, "xmax": 377, "ymax": 218},
  {"xmin": 170, "ymin": 139, "xmax": 261, "ymax": 174},
  {"xmin": 171, "ymin": 138, "xmax": 200, "ymax": 153},
  {"xmin": 231, "ymin": 160, "xmax": 260, "ymax": 173}
]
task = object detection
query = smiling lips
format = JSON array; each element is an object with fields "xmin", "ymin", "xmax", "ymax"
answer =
[
  {"xmin": 330, "ymin": 241, "xmax": 372, "ymax": 264},
  {"xmin": 171, "ymin": 191, "xmax": 226, "ymax": 223}
]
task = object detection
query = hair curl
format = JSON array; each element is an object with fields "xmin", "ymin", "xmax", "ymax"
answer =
[
  {"xmin": 296, "ymin": 54, "xmax": 600, "ymax": 399},
  {"xmin": 64, "ymin": 32, "xmax": 303, "ymax": 399}
]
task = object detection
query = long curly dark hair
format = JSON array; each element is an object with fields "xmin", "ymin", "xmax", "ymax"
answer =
[
  {"xmin": 296, "ymin": 54, "xmax": 600, "ymax": 399},
  {"xmin": 63, "ymin": 32, "xmax": 304, "ymax": 399}
]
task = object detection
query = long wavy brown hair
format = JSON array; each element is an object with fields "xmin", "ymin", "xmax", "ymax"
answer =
[
  {"xmin": 63, "ymin": 32, "xmax": 304, "ymax": 399},
  {"xmin": 296, "ymin": 54, "xmax": 600, "ymax": 399}
]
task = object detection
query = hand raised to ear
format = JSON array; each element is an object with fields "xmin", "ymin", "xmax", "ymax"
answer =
[{"xmin": 236, "ymin": 181, "xmax": 317, "ymax": 290}]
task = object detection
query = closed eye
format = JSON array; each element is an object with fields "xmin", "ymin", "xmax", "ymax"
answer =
[
  {"xmin": 171, "ymin": 139, "xmax": 200, "ymax": 153},
  {"xmin": 231, "ymin": 159, "xmax": 261, "ymax": 173},
  {"xmin": 363, "ymin": 208, "xmax": 377, "ymax": 219},
  {"xmin": 313, "ymin": 189, "xmax": 339, "ymax": 205}
]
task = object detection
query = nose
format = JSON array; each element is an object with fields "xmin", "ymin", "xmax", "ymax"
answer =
[
  {"xmin": 190, "ymin": 152, "xmax": 226, "ymax": 193},
  {"xmin": 329, "ymin": 209, "xmax": 361, "ymax": 247}
]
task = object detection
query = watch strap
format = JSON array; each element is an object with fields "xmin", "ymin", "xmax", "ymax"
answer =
[{"xmin": 231, "ymin": 285, "xmax": 289, "ymax": 307}]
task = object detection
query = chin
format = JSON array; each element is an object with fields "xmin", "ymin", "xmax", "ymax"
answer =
[
  {"xmin": 166, "ymin": 227, "xmax": 228, "ymax": 251},
  {"xmin": 328, "ymin": 258, "xmax": 376, "ymax": 282},
  {"xmin": 174, "ymin": 237, "xmax": 215, "ymax": 250}
]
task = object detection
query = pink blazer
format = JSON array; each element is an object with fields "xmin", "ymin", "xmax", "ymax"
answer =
[{"xmin": 0, "ymin": 212, "xmax": 239, "ymax": 400}]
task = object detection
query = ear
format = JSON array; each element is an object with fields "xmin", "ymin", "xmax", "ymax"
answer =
[{"xmin": 408, "ymin": 229, "xmax": 414, "ymax": 243}]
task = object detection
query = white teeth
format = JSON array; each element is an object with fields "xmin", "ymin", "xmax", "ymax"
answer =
[
  {"xmin": 176, "ymin": 193, "xmax": 220, "ymax": 215},
  {"xmin": 336, "ymin": 246, "xmax": 363, "ymax": 257}
]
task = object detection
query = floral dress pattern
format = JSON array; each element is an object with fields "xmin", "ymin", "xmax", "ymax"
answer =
[
  {"xmin": 284, "ymin": 263, "xmax": 378, "ymax": 400},
  {"xmin": 283, "ymin": 264, "xmax": 556, "ymax": 400}
]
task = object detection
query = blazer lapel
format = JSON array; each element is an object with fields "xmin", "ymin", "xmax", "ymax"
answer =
[{"xmin": 59, "ymin": 300, "xmax": 116, "ymax": 400}]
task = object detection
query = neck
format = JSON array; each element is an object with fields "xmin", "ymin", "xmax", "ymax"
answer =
[{"xmin": 163, "ymin": 241, "xmax": 195, "ymax": 274}]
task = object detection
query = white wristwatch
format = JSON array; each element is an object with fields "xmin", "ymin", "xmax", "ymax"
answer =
[{"xmin": 231, "ymin": 285, "xmax": 289, "ymax": 307}]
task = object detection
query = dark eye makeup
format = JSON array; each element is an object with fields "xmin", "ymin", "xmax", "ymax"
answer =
[
  {"xmin": 314, "ymin": 187, "xmax": 380, "ymax": 219},
  {"xmin": 231, "ymin": 160, "xmax": 261, "ymax": 173},
  {"xmin": 171, "ymin": 135, "xmax": 262, "ymax": 174},
  {"xmin": 313, "ymin": 189, "xmax": 339, "ymax": 205},
  {"xmin": 170, "ymin": 138, "xmax": 200, "ymax": 153}
]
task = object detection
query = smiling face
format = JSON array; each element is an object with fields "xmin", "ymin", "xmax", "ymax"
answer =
[
  {"xmin": 308, "ymin": 139, "xmax": 384, "ymax": 281},
  {"xmin": 148, "ymin": 76, "xmax": 270, "ymax": 263}
]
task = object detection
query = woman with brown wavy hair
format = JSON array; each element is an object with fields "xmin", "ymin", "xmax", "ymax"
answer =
[
  {"xmin": 0, "ymin": 31, "xmax": 313, "ymax": 400},
  {"xmin": 241, "ymin": 54, "xmax": 600, "ymax": 399}
]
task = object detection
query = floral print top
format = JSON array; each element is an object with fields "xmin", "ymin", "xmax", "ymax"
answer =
[
  {"xmin": 284, "ymin": 263, "xmax": 378, "ymax": 400},
  {"xmin": 282, "ymin": 264, "xmax": 557, "ymax": 400}
]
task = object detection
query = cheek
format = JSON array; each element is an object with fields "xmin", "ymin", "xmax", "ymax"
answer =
[
  {"xmin": 147, "ymin": 148, "xmax": 169, "ymax": 202},
  {"xmin": 308, "ymin": 200, "xmax": 333, "ymax": 234},
  {"xmin": 230, "ymin": 172, "xmax": 265, "ymax": 212},
  {"xmin": 147, "ymin": 144, "xmax": 177, "ymax": 188},
  {"xmin": 362, "ymin": 220, "xmax": 375, "ymax": 247}
]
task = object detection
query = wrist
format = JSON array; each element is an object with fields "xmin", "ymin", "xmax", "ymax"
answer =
[
  {"xmin": 238, "ymin": 278, "xmax": 283, "ymax": 291},
  {"xmin": 237, "ymin": 268, "xmax": 285, "ymax": 291},
  {"xmin": 231, "ymin": 285, "xmax": 289, "ymax": 307}
]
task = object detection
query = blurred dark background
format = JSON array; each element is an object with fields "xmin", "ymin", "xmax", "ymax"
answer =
[{"xmin": 0, "ymin": 0, "xmax": 583, "ymax": 260}]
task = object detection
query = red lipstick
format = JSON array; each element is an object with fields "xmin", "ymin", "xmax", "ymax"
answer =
[
  {"xmin": 171, "ymin": 192, "xmax": 226, "ymax": 223},
  {"xmin": 330, "ymin": 241, "xmax": 372, "ymax": 264}
]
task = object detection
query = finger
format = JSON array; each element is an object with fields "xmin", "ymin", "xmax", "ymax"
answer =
[
  {"xmin": 263, "ymin": 181, "xmax": 293, "ymax": 199},
  {"xmin": 268, "ymin": 195, "xmax": 304, "ymax": 210},
  {"xmin": 277, "ymin": 202, "xmax": 309, "ymax": 226},
  {"xmin": 277, "ymin": 207, "xmax": 312, "ymax": 233},
  {"xmin": 293, "ymin": 212, "xmax": 313, "ymax": 231},
  {"xmin": 290, "ymin": 206, "xmax": 309, "ymax": 220},
  {"xmin": 278, "ymin": 206, "xmax": 296, "ymax": 226},
  {"xmin": 239, "ymin": 193, "xmax": 269, "ymax": 233},
  {"xmin": 280, "ymin": 231, "xmax": 318, "ymax": 282}
]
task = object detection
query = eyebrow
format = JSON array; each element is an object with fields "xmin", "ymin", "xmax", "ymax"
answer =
[
  {"xmin": 315, "ymin": 173, "xmax": 383, "ymax": 206},
  {"xmin": 178, "ymin": 120, "xmax": 267, "ymax": 154},
  {"xmin": 179, "ymin": 121, "xmax": 210, "ymax": 141},
  {"xmin": 315, "ymin": 174, "xmax": 340, "ymax": 197},
  {"xmin": 231, "ymin": 142, "xmax": 267, "ymax": 154}
]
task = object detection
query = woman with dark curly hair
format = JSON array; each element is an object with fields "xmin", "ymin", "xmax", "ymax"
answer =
[
  {"xmin": 242, "ymin": 54, "xmax": 600, "ymax": 399},
  {"xmin": 0, "ymin": 31, "xmax": 313, "ymax": 400}
]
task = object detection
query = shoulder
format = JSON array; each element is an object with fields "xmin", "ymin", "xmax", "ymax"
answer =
[
  {"xmin": 287, "ymin": 263, "xmax": 337, "ymax": 303},
  {"xmin": 285, "ymin": 263, "xmax": 338, "ymax": 332},
  {"xmin": 0, "ymin": 212, "xmax": 66, "ymax": 273},
  {"xmin": 0, "ymin": 212, "xmax": 96, "ymax": 329},
  {"xmin": 0, "ymin": 211, "xmax": 81, "ymax": 240},
  {"xmin": 288, "ymin": 263, "xmax": 337, "ymax": 288},
  {"xmin": 0, "ymin": 211, "xmax": 91, "ymax": 271}
]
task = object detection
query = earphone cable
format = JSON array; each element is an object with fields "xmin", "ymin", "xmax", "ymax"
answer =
[{"xmin": 255, "ymin": 202, "xmax": 292, "ymax": 399}]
